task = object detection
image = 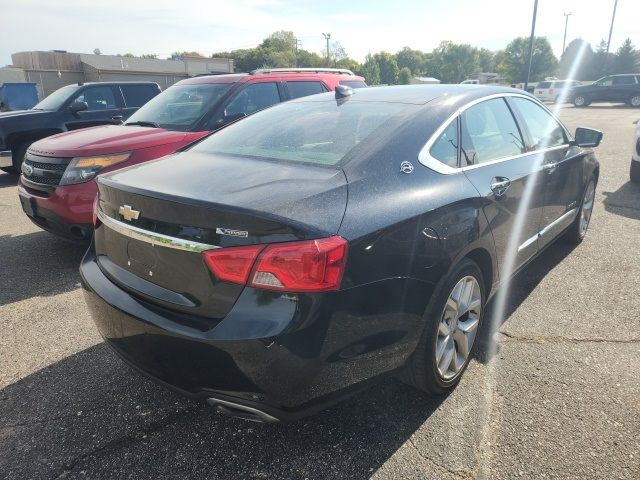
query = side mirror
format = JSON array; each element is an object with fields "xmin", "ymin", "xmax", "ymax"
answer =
[
  {"xmin": 69, "ymin": 100, "xmax": 88, "ymax": 115},
  {"xmin": 572, "ymin": 127, "xmax": 603, "ymax": 148}
]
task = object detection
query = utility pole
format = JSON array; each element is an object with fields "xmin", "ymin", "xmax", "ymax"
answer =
[
  {"xmin": 604, "ymin": 0, "xmax": 618, "ymax": 73},
  {"xmin": 524, "ymin": 0, "xmax": 538, "ymax": 92},
  {"xmin": 562, "ymin": 12, "xmax": 572, "ymax": 55},
  {"xmin": 322, "ymin": 33, "xmax": 331, "ymax": 66},
  {"xmin": 293, "ymin": 37, "xmax": 301, "ymax": 67}
]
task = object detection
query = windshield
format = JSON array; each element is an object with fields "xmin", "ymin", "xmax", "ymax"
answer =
[
  {"xmin": 191, "ymin": 99, "xmax": 411, "ymax": 166},
  {"xmin": 125, "ymin": 83, "xmax": 232, "ymax": 131},
  {"xmin": 33, "ymin": 85, "xmax": 79, "ymax": 111}
]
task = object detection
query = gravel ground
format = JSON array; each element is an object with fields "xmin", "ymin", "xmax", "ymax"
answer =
[{"xmin": 1, "ymin": 105, "xmax": 638, "ymax": 479}]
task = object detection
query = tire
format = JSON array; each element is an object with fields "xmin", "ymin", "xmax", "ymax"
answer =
[
  {"xmin": 564, "ymin": 176, "xmax": 596, "ymax": 244},
  {"xmin": 573, "ymin": 95, "xmax": 589, "ymax": 107},
  {"xmin": 629, "ymin": 94, "xmax": 640, "ymax": 108},
  {"xmin": 630, "ymin": 160, "xmax": 640, "ymax": 183},
  {"xmin": 403, "ymin": 258, "xmax": 485, "ymax": 395},
  {"xmin": 0, "ymin": 142, "xmax": 30, "ymax": 175}
]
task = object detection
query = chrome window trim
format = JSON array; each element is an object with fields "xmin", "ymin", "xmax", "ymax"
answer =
[
  {"xmin": 98, "ymin": 210, "xmax": 219, "ymax": 253},
  {"xmin": 418, "ymin": 92, "xmax": 571, "ymax": 175}
]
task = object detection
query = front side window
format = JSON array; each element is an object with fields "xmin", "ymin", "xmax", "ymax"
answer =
[
  {"xmin": 510, "ymin": 97, "xmax": 567, "ymax": 150},
  {"xmin": 286, "ymin": 81, "xmax": 325, "ymax": 99},
  {"xmin": 191, "ymin": 100, "xmax": 412, "ymax": 166},
  {"xmin": 33, "ymin": 85, "xmax": 79, "ymax": 111},
  {"xmin": 224, "ymin": 82, "xmax": 280, "ymax": 117},
  {"xmin": 429, "ymin": 119, "xmax": 458, "ymax": 167},
  {"xmin": 460, "ymin": 98, "xmax": 524, "ymax": 165},
  {"xmin": 73, "ymin": 86, "xmax": 117, "ymax": 111},
  {"xmin": 537, "ymin": 82, "xmax": 552, "ymax": 90},
  {"xmin": 597, "ymin": 77, "xmax": 613, "ymax": 86},
  {"xmin": 125, "ymin": 83, "xmax": 232, "ymax": 131}
]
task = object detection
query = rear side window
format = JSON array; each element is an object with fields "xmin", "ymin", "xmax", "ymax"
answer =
[
  {"xmin": 121, "ymin": 84, "xmax": 158, "ymax": 108},
  {"xmin": 224, "ymin": 82, "xmax": 281, "ymax": 116},
  {"xmin": 73, "ymin": 86, "xmax": 118, "ymax": 111},
  {"xmin": 612, "ymin": 76, "xmax": 636, "ymax": 85},
  {"xmin": 340, "ymin": 80, "xmax": 367, "ymax": 89},
  {"xmin": 429, "ymin": 120, "xmax": 458, "ymax": 167},
  {"xmin": 510, "ymin": 97, "xmax": 567, "ymax": 150},
  {"xmin": 537, "ymin": 82, "xmax": 552, "ymax": 89},
  {"xmin": 460, "ymin": 98, "xmax": 524, "ymax": 165},
  {"xmin": 286, "ymin": 81, "xmax": 325, "ymax": 99}
]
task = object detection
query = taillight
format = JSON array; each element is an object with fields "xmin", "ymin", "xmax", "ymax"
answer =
[
  {"xmin": 203, "ymin": 245, "xmax": 265, "ymax": 284},
  {"xmin": 202, "ymin": 236, "xmax": 348, "ymax": 293}
]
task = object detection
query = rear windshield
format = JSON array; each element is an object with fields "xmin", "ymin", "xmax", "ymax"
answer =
[
  {"xmin": 33, "ymin": 85, "xmax": 79, "ymax": 111},
  {"xmin": 191, "ymin": 99, "xmax": 410, "ymax": 166},
  {"xmin": 340, "ymin": 80, "xmax": 368, "ymax": 89},
  {"xmin": 125, "ymin": 83, "xmax": 232, "ymax": 131},
  {"xmin": 536, "ymin": 82, "xmax": 552, "ymax": 89}
]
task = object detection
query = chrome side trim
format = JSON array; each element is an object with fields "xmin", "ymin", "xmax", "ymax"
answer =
[
  {"xmin": 418, "ymin": 92, "xmax": 571, "ymax": 175},
  {"xmin": 518, "ymin": 233, "xmax": 539, "ymax": 252},
  {"xmin": 517, "ymin": 208, "xmax": 578, "ymax": 252},
  {"xmin": 98, "ymin": 210, "xmax": 219, "ymax": 253},
  {"xmin": 539, "ymin": 208, "xmax": 577, "ymax": 237}
]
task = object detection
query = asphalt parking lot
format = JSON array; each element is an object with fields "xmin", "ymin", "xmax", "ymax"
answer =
[{"xmin": 1, "ymin": 105, "xmax": 639, "ymax": 480}]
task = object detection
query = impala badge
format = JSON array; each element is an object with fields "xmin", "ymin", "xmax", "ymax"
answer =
[
  {"xmin": 119, "ymin": 205, "xmax": 140, "ymax": 221},
  {"xmin": 216, "ymin": 227, "xmax": 248, "ymax": 238},
  {"xmin": 400, "ymin": 161, "xmax": 414, "ymax": 174}
]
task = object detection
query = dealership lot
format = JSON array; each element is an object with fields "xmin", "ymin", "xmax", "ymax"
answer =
[{"xmin": 1, "ymin": 106, "xmax": 639, "ymax": 479}]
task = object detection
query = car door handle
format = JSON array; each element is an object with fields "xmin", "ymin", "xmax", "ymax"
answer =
[
  {"xmin": 490, "ymin": 177, "xmax": 511, "ymax": 196},
  {"xmin": 111, "ymin": 115, "xmax": 123, "ymax": 122},
  {"xmin": 543, "ymin": 162, "xmax": 558, "ymax": 174}
]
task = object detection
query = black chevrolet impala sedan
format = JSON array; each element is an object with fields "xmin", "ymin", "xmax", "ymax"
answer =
[{"xmin": 81, "ymin": 85, "xmax": 601, "ymax": 422}]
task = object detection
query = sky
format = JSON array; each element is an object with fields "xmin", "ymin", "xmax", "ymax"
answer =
[{"xmin": 1, "ymin": 0, "xmax": 638, "ymax": 66}]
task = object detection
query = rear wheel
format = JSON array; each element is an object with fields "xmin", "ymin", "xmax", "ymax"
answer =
[
  {"xmin": 0, "ymin": 142, "xmax": 30, "ymax": 175},
  {"xmin": 565, "ymin": 177, "xmax": 596, "ymax": 244},
  {"xmin": 629, "ymin": 94, "xmax": 640, "ymax": 108},
  {"xmin": 573, "ymin": 95, "xmax": 589, "ymax": 107},
  {"xmin": 404, "ymin": 258, "xmax": 484, "ymax": 395},
  {"xmin": 630, "ymin": 161, "xmax": 640, "ymax": 183}
]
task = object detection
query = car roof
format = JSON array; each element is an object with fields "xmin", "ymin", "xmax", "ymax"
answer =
[
  {"xmin": 76, "ymin": 81, "xmax": 159, "ymax": 86},
  {"xmin": 176, "ymin": 71, "xmax": 364, "ymax": 86},
  {"xmin": 289, "ymin": 84, "xmax": 531, "ymax": 107}
]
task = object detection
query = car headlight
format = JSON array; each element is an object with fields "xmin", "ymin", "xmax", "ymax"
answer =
[{"xmin": 59, "ymin": 152, "xmax": 131, "ymax": 186}]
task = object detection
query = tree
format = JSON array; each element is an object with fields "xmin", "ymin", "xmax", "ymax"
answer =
[
  {"xmin": 117, "ymin": 53, "xmax": 135, "ymax": 58},
  {"xmin": 477, "ymin": 48, "xmax": 496, "ymax": 73},
  {"xmin": 323, "ymin": 41, "xmax": 348, "ymax": 67},
  {"xmin": 395, "ymin": 47, "xmax": 425, "ymax": 75},
  {"xmin": 398, "ymin": 67, "xmax": 412, "ymax": 85},
  {"xmin": 613, "ymin": 38, "xmax": 638, "ymax": 74},
  {"xmin": 359, "ymin": 54, "xmax": 380, "ymax": 85},
  {"xmin": 141, "ymin": 54, "xmax": 158, "ymax": 59},
  {"xmin": 591, "ymin": 39, "xmax": 615, "ymax": 77},
  {"xmin": 374, "ymin": 52, "xmax": 399, "ymax": 84},
  {"xmin": 425, "ymin": 41, "xmax": 480, "ymax": 83},
  {"xmin": 496, "ymin": 36, "xmax": 558, "ymax": 83},
  {"xmin": 558, "ymin": 39, "xmax": 595, "ymax": 80}
]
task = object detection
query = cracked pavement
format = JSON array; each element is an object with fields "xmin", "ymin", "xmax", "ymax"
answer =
[{"xmin": 1, "ymin": 105, "xmax": 639, "ymax": 479}]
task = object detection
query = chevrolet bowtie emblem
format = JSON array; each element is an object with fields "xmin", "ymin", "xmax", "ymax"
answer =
[{"xmin": 119, "ymin": 205, "xmax": 140, "ymax": 221}]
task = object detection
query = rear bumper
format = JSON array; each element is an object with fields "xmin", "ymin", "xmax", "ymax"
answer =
[
  {"xmin": 18, "ymin": 180, "xmax": 96, "ymax": 241},
  {"xmin": 80, "ymin": 245, "xmax": 428, "ymax": 420},
  {"xmin": 0, "ymin": 150, "xmax": 12, "ymax": 168}
]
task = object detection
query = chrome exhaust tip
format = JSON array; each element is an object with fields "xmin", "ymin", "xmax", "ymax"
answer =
[{"xmin": 206, "ymin": 398, "xmax": 279, "ymax": 423}]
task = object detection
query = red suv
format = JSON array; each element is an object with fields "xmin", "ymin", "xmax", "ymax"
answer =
[{"xmin": 18, "ymin": 69, "xmax": 366, "ymax": 242}]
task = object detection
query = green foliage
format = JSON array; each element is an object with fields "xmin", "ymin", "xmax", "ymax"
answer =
[
  {"xmin": 613, "ymin": 38, "xmax": 638, "ymax": 74},
  {"xmin": 425, "ymin": 41, "xmax": 481, "ymax": 83},
  {"xmin": 140, "ymin": 54, "xmax": 158, "ymax": 59},
  {"xmin": 559, "ymin": 39, "xmax": 595, "ymax": 80},
  {"xmin": 496, "ymin": 36, "xmax": 558, "ymax": 83},
  {"xmin": 359, "ymin": 54, "xmax": 380, "ymax": 85},
  {"xmin": 374, "ymin": 52, "xmax": 399, "ymax": 85},
  {"xmin": 398, "ymin": 67, "xmax": 412, "ymax": 85},
  {"xmin": 395, "ymin": 47, "xmax": 425, "ymax": 75}
]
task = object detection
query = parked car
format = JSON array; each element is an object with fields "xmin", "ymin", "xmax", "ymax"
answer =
[
  {"xmin": 81, "ymin": 85, "xmax": 601, "ymax": 422},
  {"xmin": 572, "ymin": 74, "xmax": 640, "ymax": 107},
  {"xmin": 0, "ymin": 82, "xmax": 39, "ymax": 111},
  {"xmin": 17, "ymin": 69, "xmax": 366, "ymax": 242},
  {"xmin": 0, "ymin": 81, "xmax": 160, "ymax": 174},
  {"xmin": 534, "ymin": 79, "xmax": 582, "ymax": 103},
  {"xmin": 631, "ymin": 120, "xmax": 640, "ymax": 183}
]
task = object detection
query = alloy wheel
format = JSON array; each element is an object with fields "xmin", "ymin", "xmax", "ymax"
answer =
[
  {"xmin": 435, "ymin": 276, "xmax": 481, "ymax": 380},
  {"xmin": 630, "ymin": 95, "xmax": 640, "ymax": 107},
  {"xmin": 579, "ymin": 180, "xmax": 596, "ymax": 236},
  {"xmin": 574, "ymin": 96, "xmax": 585, "ymax": 107}
]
